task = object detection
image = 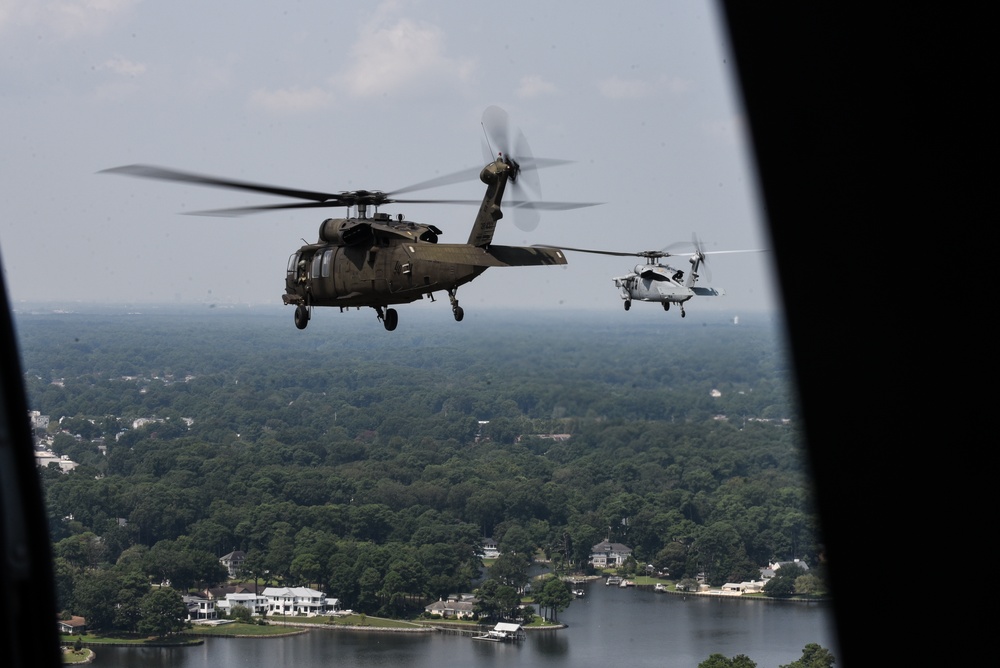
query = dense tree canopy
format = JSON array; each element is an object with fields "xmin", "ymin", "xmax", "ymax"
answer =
[
  {"xmin": 17, "ymin": 308, "xmax": 819, "ymax": 619},
  {"xmin": 779, "ymin": 643, "xmax": 836, "ymax": 668},
  {"xmin": 701, "ymin": 643, "xmax": 835, "ymax": 668},
  {"xmin": 699, "ymin": 654, "xmax": 758, "ymax": 668}
]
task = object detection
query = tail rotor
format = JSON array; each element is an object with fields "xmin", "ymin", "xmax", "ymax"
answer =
[
  {"xmin": 481, "ymin": 106, "xmax": 560, "ymax": 232},
  {"xmin": 687, "ymin": 234, "xmax": 710, "ymax": 286}
]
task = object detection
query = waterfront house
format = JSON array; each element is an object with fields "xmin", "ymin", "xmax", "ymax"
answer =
[
  {"xmin": 57, "ymin": 616, "xmax": 86, "ymax": 635},
  {"xmin": 217, "ymin": 592, "xmax": 269, "ymax": 617},
  {"xmin": 425, "ymin": 595, "xmax": 478, "ymax": 619},
  {"xmin": 183, "ymin": 594, "xmax": 218, "ymax": 620},
  {"xmin": 261, "ymin": 586, "xmax": 328, "ymax": 617},
  {"xmin": 589, "ymin": 540, "xmax": 633, "ymax": 568},
  {"xmin": 721, "ymin": 583, "xmax": 745, "ymax": 595},
  {"xmin": 760, "ymin": 559, "xmax": 809, "ymax": 580}
]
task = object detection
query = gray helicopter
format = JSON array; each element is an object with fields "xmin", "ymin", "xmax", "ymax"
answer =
[{"xmin": 536, "ymin": 241, "xmax": 763, "ymax": 317}]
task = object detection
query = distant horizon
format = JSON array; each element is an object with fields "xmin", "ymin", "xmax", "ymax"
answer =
[
  {"xmin": 8, "ymin": 298, "xmax": 782, "ymax": 322},
  {"xmin": 10, "ymin": 297, "xmax": 779, "ymax": 310}
]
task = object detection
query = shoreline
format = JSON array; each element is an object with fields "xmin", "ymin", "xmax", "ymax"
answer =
[
  {"xmin": 184, "ymin": 627, "xmax": 309, "ymax": 638},
  {"xmin": 68, "ymin": 637, "xmax": 204, "ymax": 648},
  {"xmin": 653, "ymin": 587, "xmax": 829, "ymax": 604}
]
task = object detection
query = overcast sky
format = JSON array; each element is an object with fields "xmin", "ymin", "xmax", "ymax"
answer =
[{"xmin": 0, "ymin": 0, "xmax": 778, "ymax": 318}]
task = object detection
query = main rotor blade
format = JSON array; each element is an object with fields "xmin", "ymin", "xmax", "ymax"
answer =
[
  {"xmin": 188, "ymin": 201, "xmax": 348, "ymax": 217},
  {"xmin": 189, "ymin": 197, "xmax": 484, "ymax": 217},
  {"xmin": 700, "ymin": 248, "xmax": 767, "ymax": 255},
  {"xmin": 508, "ymin": 201, "xmax": 603, "ymax": 211},
  {"xmin": 388, "ymin": 167, "xmax": 482, "ymax": 196},
  {"xmin": 538, "ymin": 244, "xmax": 766, "ymax": 259},
  {"xmin": 101, "ymin": 164, "xmax": 340, "ymax": 203},
  {"xmin": 371, "ymin": 156, "xmax": 575, "ymax": 199},
  {"xmin": 534, "ymin": 244, "xmax": 641, "ymax": 257}
]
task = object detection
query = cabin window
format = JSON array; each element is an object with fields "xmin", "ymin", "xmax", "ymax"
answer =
[
  {"xmin": 322, "ymin": 249, "xmax": 332, "ymax": 278},
  {"xmin": 287, "ymin": 253, "xmax": 300, "ymax": 274},
  {"xmin": 311, "ymin": 253, "xmax": 322, "ymax": 278}
]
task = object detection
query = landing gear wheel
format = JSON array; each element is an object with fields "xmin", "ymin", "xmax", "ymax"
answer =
[
  {"xmin": 383, "ymin": 308, "xmax": 398, "ymax": 331},
  {"xmin": 448, "ymin": 288, "xmax": 464, "ymax": 323},
  {"xmin": 681, "ymin": 308, "xmax": 686, "ymax": 318},
  {"xmin": 294, "ymin": 305, "xmax": 309, "ymax": 330},
  {"xmin": 662, "ymin": 302, "xmax": 670, "ymax": 311},
  {"xmin": 624, "ymin": 300, "xmax": 631, "ymax": 311}
]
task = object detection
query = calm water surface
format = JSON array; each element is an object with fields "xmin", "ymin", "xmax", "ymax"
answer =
[{"xmin": 95, "ymin": 582, "xmax": 840, "ymax": 667}]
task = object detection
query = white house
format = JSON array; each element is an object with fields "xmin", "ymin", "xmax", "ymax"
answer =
[
  {"xmin": 217, "ymin": 592, "xmax": 269, "ymax": 617},
  {"xmin": 219, "ymin": 550, "xmax": 246, "ymax": 578},
  {"xmin": 481, "ymin": 538, "xmax": 500, "ymax": 559},
  {"xmin": 183, "ymin": 594, "xmax": 218, "ymax": 620},
  {"xmin": 261, "ymin": 586, "xmax": 328, "ymax": 617},
  {"xmin": 589, "ymin": 540, "xmax": 633, "ymax": 568},
  {"xmin": 57, "ymin": 616, "xmax": 87, "ymax": 635}
]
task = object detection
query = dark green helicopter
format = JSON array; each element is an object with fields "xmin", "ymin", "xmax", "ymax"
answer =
[{"xmin": 104, "ymin": 107, "xmax": 598, "ymax": 331}]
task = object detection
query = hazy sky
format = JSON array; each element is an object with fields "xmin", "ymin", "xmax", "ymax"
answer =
[{"xmin": 0, "ymin": 0, "xmax": 778, "ymax": 317}]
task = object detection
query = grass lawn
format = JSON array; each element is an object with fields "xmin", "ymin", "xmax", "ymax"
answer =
[
  {"xmin": 269, "ymin": 614, "xmax": 422, "ymax": 629},
  {"xmin": 61, "ymin": 647, "xmax": 94, "ymax": 663},
  {"xmin": 524, "ymin": 616, "xmax": 562, "ymax": 627},
  {"xmin": 60, "ymin": 632, "xmax": 200, "ymax": 645},
  {"xmin": 324, "ymin": 614, "xmax": 423, "ymax": 628},
  {"xmin": 185, "ymin": 622, "xmax": 300, "ymax": 636}
]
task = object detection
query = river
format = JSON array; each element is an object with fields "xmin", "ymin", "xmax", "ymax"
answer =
[{"xmin": 92, "ymin": 580, "xmax": 840, "ymax": 667}]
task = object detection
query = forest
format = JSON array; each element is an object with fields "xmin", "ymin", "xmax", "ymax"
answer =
[{"xmin": 13, "ymin": 305, "xmax": 820, "ymax": 628}]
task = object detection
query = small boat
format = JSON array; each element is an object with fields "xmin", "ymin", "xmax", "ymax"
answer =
[
  {"xmin": 606, "ymin": 576, "xmax": 622, "ymax": 586},
  {"xmin": 573, "ymin": 589, "xmax": 585, "ymax": 597}
]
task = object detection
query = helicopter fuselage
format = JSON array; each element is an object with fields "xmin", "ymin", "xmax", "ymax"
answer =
[
  {"xmin": 535, "ymin": 240, "xmax": 747, "ymax": 318},
  {"xmin": 281, "ymin": 159, "xmax": 568, "ymax": 329},
  {"xmin": 284, "ymin": 234, "xmax": 490, "ymax": 309},
  {"xmin": 614, "ymin": 263, "xmax": 696, "ymax": 304},
  {"xmin": 613, "ymin": 262, "xmax": 723, "ymax": 317}
]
